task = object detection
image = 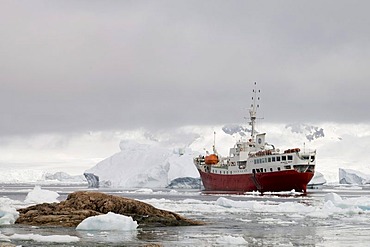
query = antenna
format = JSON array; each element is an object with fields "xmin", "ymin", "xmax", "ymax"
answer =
[
  {"xmin": 249, "ymin": 82, "xmax": 261, "ymax": 138},
  {"xmin": 213, "ymin": 131, "xmax": 217, "ymax": 154}
]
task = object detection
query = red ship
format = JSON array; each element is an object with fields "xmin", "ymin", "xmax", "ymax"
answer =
[{"xmin": 194, "ymin": 83, "xmax": 316, "ymax": 193}]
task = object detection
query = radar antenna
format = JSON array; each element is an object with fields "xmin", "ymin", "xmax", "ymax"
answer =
[{"xmin": 249, "ymin": 82, "xmax": 261, "ymax": 138}]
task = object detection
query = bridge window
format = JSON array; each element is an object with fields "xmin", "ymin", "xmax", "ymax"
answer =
[
  {"xmin": 288, "ymin": 155, "xmax": 293, "ymax": 161},
  {"xmin": 277, "ymin": 156, "xmax": 281, "ymax": 162},
  {"xmin": 282, "ymin": 156, "xmax": 287, "ymax": 161},
  {"xmin": 272, "ymin": 157, "xmax": 276, "ymax": 162}
]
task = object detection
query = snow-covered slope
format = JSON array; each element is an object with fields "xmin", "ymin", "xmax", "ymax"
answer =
[{"xmin": 0, "ymin": 170, "xmax": 86, "ymax": 184}]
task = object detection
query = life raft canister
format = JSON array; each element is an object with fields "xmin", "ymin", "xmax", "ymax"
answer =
[{"xmin": 205, "ymin": 154, "xmax": 219, "ymax": 165}]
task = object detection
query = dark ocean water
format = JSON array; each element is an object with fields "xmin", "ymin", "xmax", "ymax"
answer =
[{"xmin": 1, "ymin": 184, "xmax": 370, "ymax": 246}]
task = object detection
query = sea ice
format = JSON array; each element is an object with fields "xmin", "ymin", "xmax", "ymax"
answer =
[
  {"xmin": 215, "ymin": 235, "xmax": 248, "ymax": 245},
  {"xmin": 76, "ymin": 212, "xmax": 138, "ymax": 231},
  {"xmin": 324, "ymin": 192, "xmax": 370, "ymax": 211},
  {"xmin": 24, "ymin": 185, "xmax": 60, "ymax": 204},
  {"xmin": 0, "ymin": 233, "xmax": 79, "ymax": 243}
]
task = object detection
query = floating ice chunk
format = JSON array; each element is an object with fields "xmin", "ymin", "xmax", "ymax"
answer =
[
  {"xmin": 76, "ymin": 212, "xmax": 138, "ymax": 231},
  {"xmin": 0, "ymin": 233, "xmax": 79, "ymax": 243},
  {"xmin": 24, "ymin": 185, "xmax": 60, "ymax": 204},
  {"xmin": 0, "ymin": 202, "xmax": 19, "ymax": 225},
  {"xmin": 134, "ymin": 188, "xmax": 154, "ymax": 194},
  {"xmin": 324, "ymin": 192, "xmax": 343, "ymax": 203},
  {"xmin": 216, "ymin": 235, "xmax": 248, "ymax": 245},
  {"xmin": 324, "ymin": 192, "xmax": 370, "ymax": 211}
]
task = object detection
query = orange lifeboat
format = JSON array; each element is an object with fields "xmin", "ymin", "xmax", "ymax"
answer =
[{"xmin": 205, "ymin": 154, "xmax": 219, "ymax": 165}]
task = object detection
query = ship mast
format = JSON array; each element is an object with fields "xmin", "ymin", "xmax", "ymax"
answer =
[{"xmin": 249, "ymin": 82, "xmax": 260, "ymax": 138}]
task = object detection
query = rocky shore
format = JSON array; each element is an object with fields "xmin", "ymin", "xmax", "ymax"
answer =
[{"xmin": 15, "ymin": 191, "xmax": 202, "ymax": 227}]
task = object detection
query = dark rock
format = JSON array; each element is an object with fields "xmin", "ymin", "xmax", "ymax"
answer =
[
  {"xmin": 84, "ymin": 173, "xmax": 99, "ymax": 188},
  {"xmin": 166, "ymin": 177, "xmax": 201, "ymax": 189},
  {"xmin": 16, "ymin": 191, "xmax": 202, "ymax": 227}
]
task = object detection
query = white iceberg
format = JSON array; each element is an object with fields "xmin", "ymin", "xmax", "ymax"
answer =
[
  {"xmin": 85, "ymin": 140, "xmax": 199, "ymax": 188},
  {"xmin": 339, "ymin": 168, "xmax": 370, "ymax": 185},
  {"xmin": 308, "ymin": 171, "xmax": 327, "ymax": 187},
  {"xmin": 24, "ymin": 186, "xmax": 60, "ymax": 204},
  {"xmin": 76, "ymin": 212, "xmax": 138, "ymax": 231}
]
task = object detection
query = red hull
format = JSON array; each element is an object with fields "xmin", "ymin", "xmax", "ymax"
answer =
[{"xmin": 198, "ymin": 169, "xmax": 314, "ymax": 193}]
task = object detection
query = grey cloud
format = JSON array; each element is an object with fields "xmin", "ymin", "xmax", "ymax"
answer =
[{"xmin": 1, "ymin": 1, "xmax": 370, "ymax": 136}]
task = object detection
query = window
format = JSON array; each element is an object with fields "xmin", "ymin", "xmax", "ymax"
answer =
[
  {"xmin": 238, "ymin": 161, "xmax": 247, "ymax": 169},
  {"xmin": 270, "ymin": 168, "xmax": 273, "ymax": 172},
  {"xmin": 284, "ymin": 165, "xmax": 291, "ymax": 169},
  {"xmin": 272, "ymin": 157, "xmax": 276, "ymax": 162},
  {"xmin": 268, "ymin": 157, "xmax": 271, "ymax": 162},
  {"xmin": 288, "ymin": 155, "xmax": 293, "ymax": 161},
  {"xmin": 277, "ymin": 156, "xmax": 281, "ymax": 162},
  {"xmin": 277, "ymin": 167, "xmax": 281, "ymax": 171},
  {"xmin": 254, "ymin": 159, "xmax": 257, "ymax": 164},
  {"xmin": 252, "ymin": 169, "xmax": 255, "ymax": 174},
  {"xmin": 282, "ymin": 156, "xmax": 287, "ymax": 161}
]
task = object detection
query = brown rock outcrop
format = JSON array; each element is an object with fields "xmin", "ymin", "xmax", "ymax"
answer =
[{"xmin": 16, "ymin": 191, "xmax": 202, "ymax": 227}]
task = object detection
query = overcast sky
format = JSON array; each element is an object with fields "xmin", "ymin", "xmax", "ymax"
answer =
[{"xmin": 1, "ymin": 0, "xmax": 370, "ymax": 137}]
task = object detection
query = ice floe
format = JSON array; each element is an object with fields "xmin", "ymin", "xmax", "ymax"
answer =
[
  {"xmin": 76, "ymin": 212, "xmax": 138, "ymax": 231},
  {"xmin": 0, "ymin": 233, "xmax": 79, "ymax": 243},
  {"xmin": 24, "ymin": 185, "xmax": 60, "ymax": 204}
]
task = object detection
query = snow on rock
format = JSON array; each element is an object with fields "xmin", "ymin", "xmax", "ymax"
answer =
[
  {"xmin": 85, "ymin": 140, "xmax": 199, "ymax": 188},
  {"xmin": 285, "ymin": 123, "xmax": 325, "ymax": 142},
  {"xmin": 24, "ymin": 186, "xmax": 60, "ymax": 204},
  {"xmin": 339, "ymin": 168, "xmax": 370, "ymax": 185},
  {"xmin": 76, "ymin": 212, "xmax": 138, "ymax": 231},
  {"xmin": 0, "ymin": 233, "xmax": 79, "ymax": 243}
]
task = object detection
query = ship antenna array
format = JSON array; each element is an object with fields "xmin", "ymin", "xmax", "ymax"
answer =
[{"xmin": 249, "ymin": 82, "xmax": 260, "ymax": 138}]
